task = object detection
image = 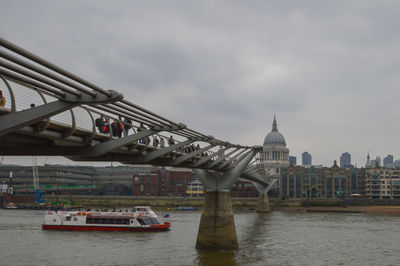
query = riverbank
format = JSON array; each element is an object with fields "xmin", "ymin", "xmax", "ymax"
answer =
[
  {"xmin": 7, "ymin": 195, "xmax": 400, "ymax": 215},
  {"xmin": 272, "ymin": 206, "xmax": 400, "ymax": 215},
  {"xmin": 42, "ymin": 195, "xmax": 258, "ymax": 209}
]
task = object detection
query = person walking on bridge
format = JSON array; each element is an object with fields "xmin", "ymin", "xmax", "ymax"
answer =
[
  {"xmin": 123, "ymin": 117, "xmax": 132, "ymax": 136},
  {"xmin": 168, "ymin": 135, "xmax": 175, "ymax": 146},
  {"xmin": 160, "ymin": 137, "xmax": 165, "ymax": 148},
  {"xmin": 0, "ymin": 90, "xmax": 6, "ymax": 107},
  {"xmin": 137, "ymin": 123, "xmax": 146, "ymax": 144},
  {"xmin": 95, "ymin": 115, "xmax": 105, "ymax": 133},
  {"xmin": 153, "ymin": 136, "xmax": 159, "ymax": 148}
]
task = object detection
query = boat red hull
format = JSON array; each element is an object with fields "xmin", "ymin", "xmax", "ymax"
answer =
[{"xmin": 42, "ymin": 223, "xmax": 170, "ymax": 232}]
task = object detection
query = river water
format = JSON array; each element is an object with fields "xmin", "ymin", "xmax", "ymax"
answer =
[{"xmin": 0, "ymin": 209, "xmax": 399, "ymax": 265}]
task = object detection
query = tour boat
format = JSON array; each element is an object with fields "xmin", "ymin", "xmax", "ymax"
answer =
[{"xmin": 42, "ymin": 206, "xmax": 170, "ymax": 231}]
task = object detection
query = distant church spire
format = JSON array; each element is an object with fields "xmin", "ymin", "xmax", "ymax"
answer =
[
  {"xmin": 272, "ymin": 114, "xmax": 278, "ymax": 132},
  {"xmin": 366, "ymin": 151, "xmax": 371, "ymax": 168}
]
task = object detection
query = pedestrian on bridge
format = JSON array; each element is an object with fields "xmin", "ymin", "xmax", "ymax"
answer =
[
  {"xmin": 153, "ymin": 136, "xmax": 159, "ymax": 148},
  {"xmin": 0, "ymin": 90, "xmax": 6, "ymax": 107},
  {"xmin": 168, "ymin": 135, "xmax": 175, "ymax": 146},
  {"xmin": 137, "ymin": 123, "xmax": 146, "ymax": 144},
  {"xmin": 123, "ymin": 117, "xmax": 132, "ymax": 136},
  {"xmin": 111, "ymin": 120, "xmax": 119, "ymax": 137},
  {"xmin": 103, "ymin": 117, "xmax": 110, "ymax": 133},
  {"xmin": 160, "ymin": 137, "xmax": 165, "ymax": 148},
  {"xmin": 95, "ymin": 115, "xmax": 105, "ymax": 133}
]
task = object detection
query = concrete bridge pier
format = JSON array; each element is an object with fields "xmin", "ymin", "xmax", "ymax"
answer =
[
  {"xmin": 196, "ymin": 189, "xmax": 237, "ymax": 250},
  {"xmin": 194, "ymin": 149, "xmax": 257, "ymax": 250},
  {"xmin": 256, "ymin": 192, "xmax": 270, "ymax": 213},
  {"xmin": 254, "ymin": 181, "xmax": 276, "ymax": 213}
]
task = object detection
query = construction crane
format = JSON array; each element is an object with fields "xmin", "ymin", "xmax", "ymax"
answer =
[
  {"xmin": 32, "ymin": 156, "xmax": 45, "ymax": 203},
  {"xmin": 32, "ymin": 156, "xmax": 39, "ymax": 190}
]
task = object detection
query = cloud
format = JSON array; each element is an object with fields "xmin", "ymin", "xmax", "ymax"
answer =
[{"xmin": 1, "ymin": 0, "xmax": 400, "ymax": 166}]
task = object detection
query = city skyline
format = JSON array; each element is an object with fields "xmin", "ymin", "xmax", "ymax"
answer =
[{"xmin": 1, "ymin": 1, "xmax": 400, "ymax": 167}]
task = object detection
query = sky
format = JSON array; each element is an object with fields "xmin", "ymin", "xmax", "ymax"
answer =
[{"xmin": 1, "ymin": 0, "xmax": 400, "ymax": 167}]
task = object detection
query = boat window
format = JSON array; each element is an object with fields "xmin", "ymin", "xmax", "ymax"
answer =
[
  {"xmin": 66, "ymin": 216, "xmax": 71, "ymax": 221},
  {"xmin": 152, "ymin": 218, "xmax": 161, "ymax": 225},
  {"xmin": 137, "ymin": 218, "xmax": 145, "ymax": 225},
  {"xmin": 140, "ymin": 217, "xmax": 158, "ymax": 225},
  {"xmin": 86, "ymin": 217, "xmax": 93, "ymax": 224}
]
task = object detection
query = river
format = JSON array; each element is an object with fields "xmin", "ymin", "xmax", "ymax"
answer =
[{"xmin": 0, "ymin": 209, "xmax": 399, "ymax": 265}]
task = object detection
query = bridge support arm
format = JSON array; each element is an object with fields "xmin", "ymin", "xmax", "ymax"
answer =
[
  {"xmin": 82, "ymin": 129, "xmax": 159, "ymax": 157},
  {"xmin": 192, "ymin": 146, "xmax": 230, "ymax": 167},
  {"xmin": 208, "ymin": 148, "xmax": 240, "ymax": 168},
  {"xmin": 0, "ymin": 100, "xmax": 78, "ymax": 137},
  {"xmin": 171, "ymin": 144, "xmax": 215, "ymax": 165},
  {"xmin": 140, "ymin": 139, "xmax": 194, "ymax": 163}
]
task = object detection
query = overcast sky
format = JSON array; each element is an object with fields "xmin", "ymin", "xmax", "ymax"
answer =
[{"xmin": 1, "ymin": 0, "xmax": 400, "ymax": 167}]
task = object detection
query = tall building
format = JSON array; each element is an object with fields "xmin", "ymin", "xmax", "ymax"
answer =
[
  {"xmin": 302, "ymin": 152, "xmax": 312, "ymax": 166},
  {"xmin": 260, "ymin": 115, "xmax": 289, "ymax": 179},
  {"xmin": 371, "ymin": 156, "xmax": 381, "ymax": 168},
  {"xmin": 393, "ymin": 160, "xmax": 400, "ymax": 168},
  {"xmin": 340, "ymin": 152, "xmax": 351, "ymax": 168},
  {"xmin": 289, "ymin": 156, "xmax": 297, "ymax": 165},
  {"xmin": 383, "ymin": 155, "xmax": 394, "ymax": 168}
]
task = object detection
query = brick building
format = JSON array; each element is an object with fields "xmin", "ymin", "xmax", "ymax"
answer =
[
  {"xmin": 132, "ymin": 168, "xmax": 192, "ymax": 196},
  {"xmin": 231, "ymin": 180, "xmax": 259, "ymax": 198}
]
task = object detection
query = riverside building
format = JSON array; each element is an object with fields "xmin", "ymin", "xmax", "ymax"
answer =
[
  {"xmin": 0, "ymin": 164, "xmax": 258, "ymax": 198},
  {"xmin": 280, "ymin": 161, "xmax": 366, "ymax": 199},
  {"xmin": 365, "ymin": 165, "xmax": 400, "ymax": 199}
]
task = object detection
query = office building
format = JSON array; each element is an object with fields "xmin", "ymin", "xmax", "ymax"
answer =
[
  {"xmin": 289, "ymin": 156, "xmax": 297, "ymax": 165},
  {"xmin": 302, "ymin": 152, "xmax": 312, "ymax": 167},
  {"xmin": 340, "ymin": 152, "xmax": 351, "ymax": 168},
  {"xmin": 383, "ymin": 155, "xmax": 394, "ymax": 168}
]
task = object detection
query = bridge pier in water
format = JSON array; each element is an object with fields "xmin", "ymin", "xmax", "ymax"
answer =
[
  {"xmin": 256, "ymin": 193, "xmax": 270, "ymax": 213},
  {"xmin": 194, "ymin": 149, "xmax": 257, "ymax": 250},
  {"xmin": 196, "ymin": 191, "xmax": 238, "ymax": 250}
]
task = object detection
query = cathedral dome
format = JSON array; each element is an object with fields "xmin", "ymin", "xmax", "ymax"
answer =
[
  {"xmin": 264, "ymin": 131, "xmax": 286, "ymax": 145},
  {"xmin": 263, "ymin": 116, "xmax": 286, "ymax": 146}
]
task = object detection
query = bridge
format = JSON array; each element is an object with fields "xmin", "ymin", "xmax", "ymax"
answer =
[{"xmin": 0, "ymin": 37, "xmax": 275, "ymax": 250}]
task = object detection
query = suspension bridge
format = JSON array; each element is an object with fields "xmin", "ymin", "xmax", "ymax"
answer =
[{"xmin": 0, "ymin": 37, "xmax": 275, "ymax": 250}]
